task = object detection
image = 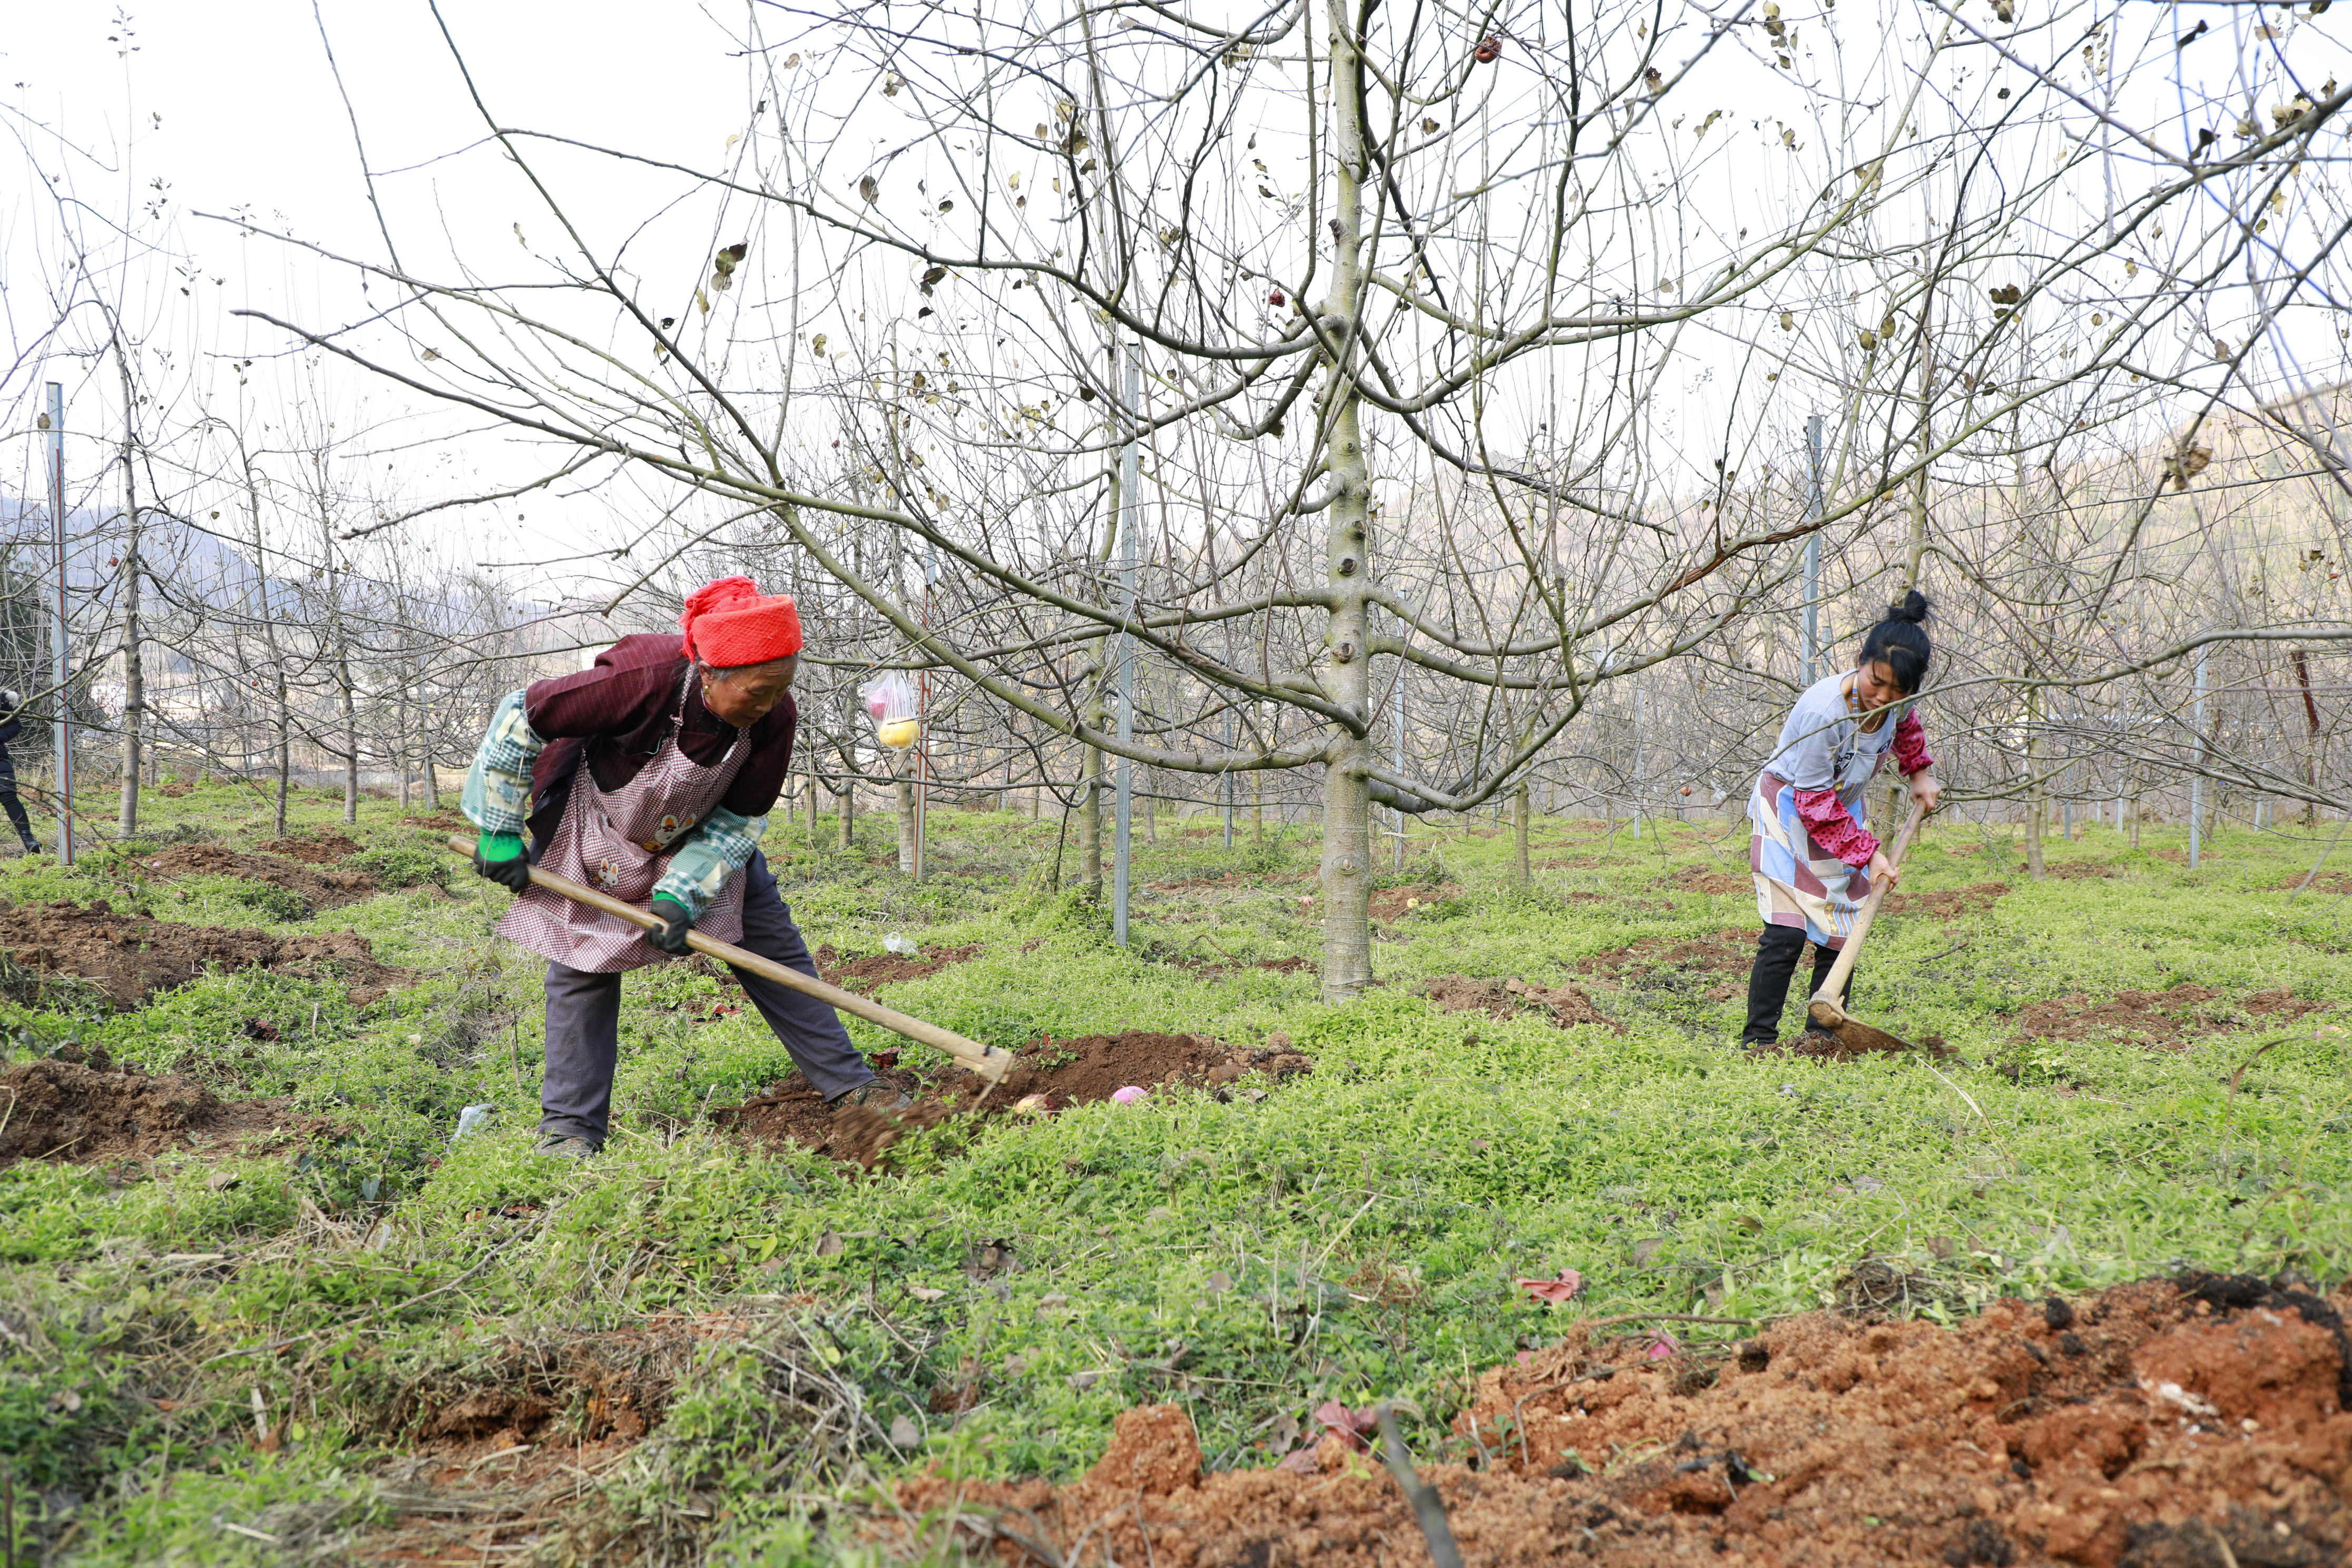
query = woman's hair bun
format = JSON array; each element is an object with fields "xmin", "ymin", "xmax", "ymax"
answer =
[{"xmin": 1888, "ymin": 589, "xmax": 1930, "ymax": 625}]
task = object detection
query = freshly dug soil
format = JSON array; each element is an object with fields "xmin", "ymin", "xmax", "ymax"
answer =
[
  {"xmin": 1886, "ymin": 880, "xmax": 2010, "ymax": 919},
  {"xmin": 256, "ymin": 831, "xmax": 361, "ymax": 864},
  {"xmin": 0, "ymin": 1045, "xmax": 310, "ymax": 1166},
  {"xmin": 144, "ymin": 842, "xmax": 376, "ymax": 909},
  {"xmin": 887, "ymin": 1273, "xmax": 2352, "ymax": 1568},
  {"xmin": 1747, "ymin": 1028, "xmax": 1952, "ymax": 1062},
  {"xmin": 1578, "ymin": 928, "xmax": 1754, "ymax": 991},
  {"xmin": 2277, "ymin": 872, "xmax": 2352, "ymax": 895},
  {"xmin": 1370, "ymin": 884, "xmax": 1464, "ymax": 921},
  {"xmin": 1669, "ymin": 865, "xmax": 1749, "ymax": 895},
  {"xmin": 390, "ymin": 1314, "xmax": 748, "ymax": 1449},
  {"xmin": 0, "ymin": 899, "xmax": 410, "ymax": 1008},
  {"xmin": 713, "ymin": 1031, "xmax": 1312, "ymax": 1168},
  {"xmin": 813, "ymin": 942, "xmax": 982, "ymax": 992},
  {"xmin": 1423, "ymin": 974, "xmax": 1623, "ymax": 1033},
  {"xmin": 2017, "ymin": 984, "xmax": 2325, "ymax": 1047}
]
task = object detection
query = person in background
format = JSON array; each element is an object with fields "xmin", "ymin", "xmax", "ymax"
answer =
[
  {"xmin": 1741, "ymin": 592, "xmax": 1941, "ymax": 1047},
  {"xmin": 463, "ymin": 577, "xmax": 906, "ymax": 1160},
  {"xmin": 0, "ymin": 690, "xmax": 42, "ymax": 855}
]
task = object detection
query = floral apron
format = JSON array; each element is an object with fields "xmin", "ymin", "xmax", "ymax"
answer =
[{"xmin": 497, "ymin": 674, "xmax": 750, "ymax": 973}]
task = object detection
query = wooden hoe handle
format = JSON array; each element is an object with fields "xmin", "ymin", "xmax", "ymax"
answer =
[
  {"xmin": 446, "ymin": 835, "xmax": 1011, "ymax": 1082},
  {"xmin": 1809, "ymin": 797, "xmax": 1929, "ymax": 1014}
]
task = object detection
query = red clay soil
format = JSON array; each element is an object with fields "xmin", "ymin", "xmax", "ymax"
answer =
[
  {"xmin": 1578, "ymin": 929, "xmax": 1755, "ymax": 994},
  {"xmin": 1370, "ymin": 884, "xmax": 1464, "ymax": 921},
  {"xmin": 0, "ymin": 1043, "xmax": 319, "ymax": 1167},
  {"xmin": 713, "ymin": 1031, "xmax": 1312, "ymax": 1168},
  {"xmin": 886, "ymin": 1273, "xmax": 2352, "ymax": 1568},
  {"xmin": 358, "ymin": 1312, "xmax": 756, "ymax": 1565},
  {"xmin": 144, "ymin": 842, "xmax": 377, "ymax": 908},
  {"xmin": 2277, "ymin": 873, "xmax": 2352, "ymax": 895},
  {"xmin": 1670, "ymin": 865, "xmax": 1750, "ymax": 895},
  {"xmin": 256, "ymin": 830, "xmax": 362, "ymax": 864},
  {"xmin": 813, "ymin": 942, "xmax": 982, "ymax": 992},
  {"xmin": 1748, "ymin": 1028, "xmax": 1953, "ymax": 1062},
  {"xmin": 0, "ymin": 899, "xmax": 410, "ymax": 1008},
  {"xmin": 1423, "ymin": 975, "xmax": 1624, "ymax": 1034},
  {"xmin": 1886, "ymin": 881, "xmax": 2011, "ymax": 919},
  {"xmin": 2017, "ymin": 985, "xmax": 2326, "ymax": 1047}
]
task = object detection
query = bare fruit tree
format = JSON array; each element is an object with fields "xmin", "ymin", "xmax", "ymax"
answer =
[{"xmin": 236, "ymin": 0, "xmax": 2352, "ymax": 989}]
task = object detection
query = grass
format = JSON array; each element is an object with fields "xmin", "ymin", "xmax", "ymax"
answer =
[{"xmin": 3, "ymin": 781, "xmax": 2349, "ymax": 1562}]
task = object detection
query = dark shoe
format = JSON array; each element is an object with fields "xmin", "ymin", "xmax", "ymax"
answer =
[
  {"xmin": 829, "ymin": 1080, "xmax": 912, "ymax": 1113},
  {"xmin": 532, "ymin": 1133, "xmax": 602, "ymax": 1160}
]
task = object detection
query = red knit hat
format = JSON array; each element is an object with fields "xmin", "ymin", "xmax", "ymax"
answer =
[{"xmin": 679, "ymin": 576, "xmax": 804, "ymax": 667}]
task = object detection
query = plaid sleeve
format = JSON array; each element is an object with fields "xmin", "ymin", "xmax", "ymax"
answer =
[
  {"xmin": 653, "ymin": 806, "xmax": 768, "ymax": 919},
  {"xmin": 460, "ymin": 690, "xmax": 545, "ymax": 836}
]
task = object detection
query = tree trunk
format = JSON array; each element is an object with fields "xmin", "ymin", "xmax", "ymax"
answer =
[
  {"xmin": 1080, "ymin": 738, "xmax": 1103, "ymax": 898},
  {"xmin": 1514, "ymin": 780, "xmax": 1531, "ymax": 884},
  {"xmin": 339, "ymin": 655, "xmax": 359, "ymax": 825},
  {"xmin": 808, "ymin": 771, "xmax": 821, "ymax": 846},
  {"xmin": 239, "ymin": 447, "xmax": 291, "ymax": 839},
  {"xmin": 839, "ymin": 772, "xmax": 855, "ymax": 849},
  {"xmin": 115, "ymin": 346, "xmax": 142, "ymax": 840},
  {"xmin": 1315, "ymin": 0, "xmax": 1375, "ymax": 1003},
  {"xmin": 2025, "ymin": 685, "xmax": 2045, "ymax": 880}
]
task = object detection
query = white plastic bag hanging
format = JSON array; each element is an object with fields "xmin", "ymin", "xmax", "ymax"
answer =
[{"xmin": 861, "ymin": 671, "xmax": 922, "ymax": 749}]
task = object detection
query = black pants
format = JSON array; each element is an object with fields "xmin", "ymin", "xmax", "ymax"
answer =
[
  {"xmin": 1741, "ymin": 925, "xmax": 1851, "ymax": 1045},
  {"xmin": 0, "ymin": 754, "xmax": 36, "ymax": 849}
]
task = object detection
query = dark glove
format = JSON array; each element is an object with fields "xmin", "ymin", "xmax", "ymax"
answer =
[
  {"xmin": 472, "ymin": 831, "xmax": 532, "ymax": 894},
  {"xmin": 648, "ymin": 896, "xmax": 694, "ymax": 956}
]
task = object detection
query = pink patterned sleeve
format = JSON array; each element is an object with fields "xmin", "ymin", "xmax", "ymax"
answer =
[
  {"xmin": 1794, "ymin": 787, "xmax": 1880, "ymax": 868},
  {"xmin": 1893, "ymin": 710, "xmax": 1934, "ymax": 776}
]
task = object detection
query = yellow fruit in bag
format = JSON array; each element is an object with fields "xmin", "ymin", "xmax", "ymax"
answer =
[{"xmin": 878, "ymin": 718, "xmax": 920, "ymax": 749}]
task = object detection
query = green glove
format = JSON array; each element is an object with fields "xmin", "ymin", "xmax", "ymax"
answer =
[
  {"xmin": 472, "ymin": 831, "xmax": 531, "ymax": 893},
  {"xmin": 648, "ymin": 896, "xmax": 693, "ymax": 956}
]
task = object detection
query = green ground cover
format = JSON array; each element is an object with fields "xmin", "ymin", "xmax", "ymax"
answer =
[{"xmin": 3, "ymin": 782, "xmax": 2348, "ymax": 1563}]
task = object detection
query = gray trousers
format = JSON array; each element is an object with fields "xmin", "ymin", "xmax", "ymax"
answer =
[{"xmin": 539, "ymin": 849, "xmax": 874, "ymax": 1141}]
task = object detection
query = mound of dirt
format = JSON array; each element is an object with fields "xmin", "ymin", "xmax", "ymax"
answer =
[
  {"xmin": 1370, "ymin": 884, "xmax": 1463, "ymax": 921},
  {"xmin": 2017, "ymin": 983, "xmax": 2325, "ymax": 1047},
  {"xmin": 0, "ymin": 1045, "xmax": 310, "ymax": 1166},
  {"xmin": 1886, "ymin": 880, "xmax": 2009, "ymax": 919},
  {"xmin": 1424, "ymin": 974, "xmax": 1623, "ymax": 1033},
  {"xmin": 885, "ymin": 1273, "xmax": 2352, "ymax": 1568},
  {"xmin": 144, "ymin": 843, "xmax": 377, "ymax": 910},
  {"xmin": 1669, "ymin": 865, "xmax": 1749, "ymax": 895},
  {"xmin": 1747, "ymin": 1028, "xmax": 1952, "ymax": 1062},
  {"xmin": 2278, "ymin": 872, "xmax": 2352, "ymax": 895},
  {"xmin": 812, "ymin": 942, "xmax": 981, "ymax": 992},
  {"xmin": 713, "ymin": 1031, "xmax": 1311, "ymax": 1168},
  {"xmin": 256, "ymin": 831, "xmax": 361, "ymax": 864},
  {"xmin": 0, "ymin": 899, "xmax": 410, "ymax": 1008},
  {"xmin": 393, "ymin": 1315, "xmax": 747, "ymax": 1449},
  {"xmin": 1578, "ymin": 928, "xmax": 1753, "ymax": 991}
]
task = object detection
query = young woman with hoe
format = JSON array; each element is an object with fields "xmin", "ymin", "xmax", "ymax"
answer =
[{"xmin": 1741, "ymin": 592, "xmax": 1942, "ymax": 1048}]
